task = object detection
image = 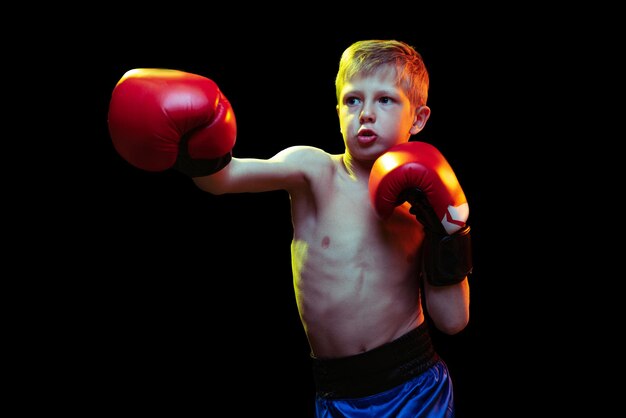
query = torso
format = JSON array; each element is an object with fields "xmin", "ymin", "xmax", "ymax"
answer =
[{"xmin": 289, "ymin": 152, "xmax": 425, "ymax": 358}]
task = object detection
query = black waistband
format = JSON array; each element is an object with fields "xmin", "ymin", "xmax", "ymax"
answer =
[{"xmin": 311, "ymin": 322, "xmax": 439, "ymax": 399}]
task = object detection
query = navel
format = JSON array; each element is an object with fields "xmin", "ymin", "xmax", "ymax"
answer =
[{"xmin": 321, "ymin": 236, "xmax": 330, "ymax": 249}]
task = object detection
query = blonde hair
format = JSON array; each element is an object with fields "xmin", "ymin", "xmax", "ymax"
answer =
[{"xmin": 335, "ymin": 40, "xmax": 429, "ymax": 108}]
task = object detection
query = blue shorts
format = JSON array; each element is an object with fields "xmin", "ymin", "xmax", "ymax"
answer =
[
  {"xmin": 314, "ymin": 359, "xmax": 454, "ymax": 417},
  {"xmin": 312, "ymin": 323, "xmax": 454, "ymax": 417}
]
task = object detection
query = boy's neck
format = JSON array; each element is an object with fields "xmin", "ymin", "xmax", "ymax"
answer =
[{"xmin": 341, "ymin": 153, "xmax": 375, "ymax": 182}]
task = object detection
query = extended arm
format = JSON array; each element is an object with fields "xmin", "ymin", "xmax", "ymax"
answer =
[
  {"xmin": 192, "ymin": 146, "xmax": 323, "ymax": 195},
  {"xmin": 108, "ymin": 68, "xmax": 321, "ymax": 195}
]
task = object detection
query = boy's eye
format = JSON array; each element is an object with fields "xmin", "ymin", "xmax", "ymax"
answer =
[
  {"xmin": 346, "ymin": 97, "xmax": 361, "ymax": 106},
  {"xmin": 379, "ymin": 97, "xmax": 392, "ymax": 104}
]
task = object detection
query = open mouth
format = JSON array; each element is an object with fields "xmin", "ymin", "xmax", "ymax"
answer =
[{"xmin": 357, "ymin": 129, "xmax": 377, "ymax": 145}]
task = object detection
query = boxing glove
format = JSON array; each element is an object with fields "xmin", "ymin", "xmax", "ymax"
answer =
[
  {"xmin": 369, "ymin": 141, "xmax": 472, "ymax": 286},
  {"xmin": 108, "ymin": 68, "xmax": 236, "ymax": 177}
]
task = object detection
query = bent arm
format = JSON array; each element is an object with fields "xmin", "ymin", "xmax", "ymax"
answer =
[
  {"xmin": 423, "ymin": 278, "xmax": 470, "ymax": 335},
  {"xmin": 192, "ymin": 146, "xmax": 325, "ymax": 195}
]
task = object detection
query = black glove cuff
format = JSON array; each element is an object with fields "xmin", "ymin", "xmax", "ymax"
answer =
[
  {"xmin": 424, "ymin": 224, "xmax": 473, "ymax": 286},
  {"xmin": 174, "ymin": 133, "xmax": 232, "ymax": 177},
  {"xmin": 174, "ymin": 152, "xmax": 232, "ymax": 177}
]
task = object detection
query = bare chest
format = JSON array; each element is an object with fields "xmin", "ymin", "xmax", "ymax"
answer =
[{"xmin": 310, "ymin": 177, "xmax": 421, "ymax": 258}]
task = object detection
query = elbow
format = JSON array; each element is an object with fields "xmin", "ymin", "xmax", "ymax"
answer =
[{"xmin": 433, "ymin": 315, "xmax": 469, "ymax": 335}]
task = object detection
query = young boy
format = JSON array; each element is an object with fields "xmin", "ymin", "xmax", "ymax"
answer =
[{"xmin": 109, "ymin": 39, "xmax": 472, "ymax": 417}]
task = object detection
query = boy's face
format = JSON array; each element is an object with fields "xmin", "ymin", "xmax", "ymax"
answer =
[{"xmin": 337, "ymin": 65, "xmax": 429, "ymax": 162}]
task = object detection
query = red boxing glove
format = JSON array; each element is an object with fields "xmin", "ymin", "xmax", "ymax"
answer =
[
  {"xmin": 369, "ymin": 141, "xmax": 472, "ymax": 286},
  {"xmin": 108, "ymin": 68, "xmax": 236, "ymax": 177}
]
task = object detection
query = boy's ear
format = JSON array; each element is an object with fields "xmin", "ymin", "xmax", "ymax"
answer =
[{"xmin": 409, "ymin": 106, "xmax": 431, "ymax": 135}]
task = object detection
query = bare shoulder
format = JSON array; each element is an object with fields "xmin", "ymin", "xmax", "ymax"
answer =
[
  {"xmin": 272, "ymin": 145, "xmax": 333, "ymax": 165},
  {"xmin": 271, "ymin": 146, "xmax": 340, "ymax": 194},
  {"xmin": 273, "ymin": 146, "xmax": 336, "ymax": 176}
]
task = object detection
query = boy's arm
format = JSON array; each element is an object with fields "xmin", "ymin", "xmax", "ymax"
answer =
[
  {"xmin": 108, "ymin": 68, "xmax": 320, "ymax": 195},
  {"xmin": 192, "ymin": 146, "xmax": 322, "ymax": 195}
]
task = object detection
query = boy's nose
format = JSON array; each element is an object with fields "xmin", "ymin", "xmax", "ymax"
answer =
[{"xmin": 359, "ymin": 104, "xmax": 376, "ymax": 124}]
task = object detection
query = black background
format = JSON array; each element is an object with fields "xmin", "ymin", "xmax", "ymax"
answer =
[{"xmin": 83, "ymin": 16, "xmax": 537, "ymax": 417}]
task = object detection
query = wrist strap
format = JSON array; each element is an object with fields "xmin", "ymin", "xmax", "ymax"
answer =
[
  {"xmin": 174, "ymin": 151, "xmax": 232, "ymax": 177},
  {"xmin": 174, "ymin": 134, "xmax": 232, "ymax": 177},
  {"xmin": 423, "ymin": 224, "xmax": 473, "ymax": 286}
]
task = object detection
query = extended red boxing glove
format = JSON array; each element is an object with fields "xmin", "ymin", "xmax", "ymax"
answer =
[
  {"xmin": 369, "ymin": 141, "xmax": 472, "ymax": 286},
  {"xmin": 108, "ymin": 68, "xmax": 236, "ymax": 177}
]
